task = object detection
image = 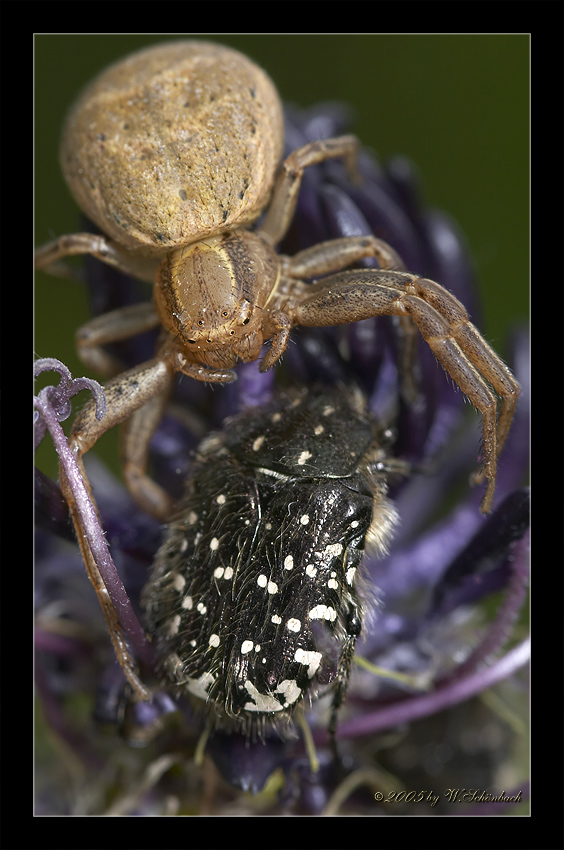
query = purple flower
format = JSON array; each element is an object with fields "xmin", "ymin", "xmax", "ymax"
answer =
[{"xmin": 35, "ymin": 104, "xmax": 529, "ymax": 816}]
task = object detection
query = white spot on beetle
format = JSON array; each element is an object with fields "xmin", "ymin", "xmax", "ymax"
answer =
[
  {"xmin": 286, "ymin": 617, "xmax": 301, "ymax": 633},
  {"xmin": 308, "ymin": 604, "xmax": 337, "ymax": 622},
  {"xmin": 300, "ymin": 514, "xmax": 310, "ymax": 526},
  {"xmin": 276, "ymin": 679, "xmax": 301, "ymax": 707},
  {"xmin": 208, "ymin": 633, "xmax": 220, "ymax": 648},
  {"xmin": 241, "ymin": 640, "xmax": 254, "ymax": 654},
  {"xmin": 181, "ymin": 594, "xmax": 193, "ymax": 610},
  {"xmin": 297, "ymin": 450, "xmax": 312, "ymax": 465},
  {"xmin": 324, "ymin": 542, "xmax": 343, "ymax": 558},
  {"xmin": 243, "ymin": 681, "xmax": 283, "ymax": 713},
  {"xmin": 294, "ymin": 648, "xmax": 323, "ymax": 678},
  {"xmin": 210, "ymin": 537, "xmax": 219, "ymax": 551},
  {"xmin": 252, "ymin": 434, "xmax": 265, "ymax": 452},
  {"xmin": 346, "ymin": 566, "xmax": 356, "ymax": 585},
  {"xmin": 284, "ymin": 555, "xmax": 294, "ymax": 570},
  {"xmin": 171, "ymin": 572, "xmax": 185, "ymax": 592},
  {"xmin": 186, "ymin": 671, "xmax": 215, "ymax": 700},
  {"xmin": 167, "ymin": 614, "xmax": 181, "ymax": 636}
]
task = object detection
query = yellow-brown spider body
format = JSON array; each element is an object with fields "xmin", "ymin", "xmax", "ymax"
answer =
[{"xmin": 59, "ymin": 41, "xmax": 284, "ymax": 254}]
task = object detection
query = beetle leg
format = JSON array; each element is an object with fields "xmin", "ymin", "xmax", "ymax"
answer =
[
  {"xmin": 35, "ymin": 232, "xmax": 159, "ymax": 283},
  {"xmin": 293, "ymin": 269, "xmax": 520, "ymax": 513},
  {"xmin": 329, "ymin": 604, "xmax": 362, "ymax": 757},
  {"xmin": 259, "ymin": 135, "xmax": 359, "ymax": 245}
]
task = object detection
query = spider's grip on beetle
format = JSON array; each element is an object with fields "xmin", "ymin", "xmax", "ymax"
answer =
[{"xmin": 35, "ymin": 40, "xmax": 520, "ymax": 719}]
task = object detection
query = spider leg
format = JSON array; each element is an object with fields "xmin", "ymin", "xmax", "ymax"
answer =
[
  {"xmin": 56, "ymin": 471, "xmax": 152, "ymax": 701},
  {"xmin": 120, "ymin": 390, "xmax": 175, "ymax": 519},
  {"xmin": 395, "ymin": 275, "xmax": 520, "ymax": 464},
  {"xmin": 76, "ymin": 301, "xmax": 161, "ymax": 376},
  {"xmin": 287, "ymin": 235, "xmax": 404, "ymax": 279},
  {"xmin": 277, "ymin": 235, "xmax": 418, "ymax": 397},
  {"xmin": 293, "ymin": 269, "xmax": 519, "ymax": 513},
  {"xmin": 66, "ymin": 358, "xmax": 175, "ymax": 519},
  {"xmin": 57, "ymin": 357, "xmax": 174, "ymax": 698},
  {"xmin": 259, "ymin": 135, "xmax": 359, "ymax": 245},
  {"xmin": 35, "ymin": 232, "xmax": 159, "ymax": 283},
  {"xmin": 259, "ymin": 310, "xmax": 292, "ymax": 372},
  {"xmin": 167, "ymin": 348, "xmax": 238, "ymax": 384}
]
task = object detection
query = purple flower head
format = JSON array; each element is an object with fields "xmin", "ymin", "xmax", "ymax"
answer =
[{"xmin": 35, "ymin": 103, "xmax": 529, "ymax": 816}]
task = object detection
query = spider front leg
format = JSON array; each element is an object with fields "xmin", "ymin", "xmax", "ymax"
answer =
[
  {"xmin": 263, "ymin": 233, "xmax": 420, "ymax": 396},
  {"xmin": 293, "ymin": 269, "xmax": 520, "ymax": 513},
  {"xmin": 287, "ymin": 234, "xmax": 405, "ymax": 278},
  {"xmin": 57, "ymin": 358, "xmax": 174, "ymax": 698},
  {"xmin": 261, "ymin": 233, "xmax": 415, "ymax": 376},
  {"xmin": 35, "ymin": 231, "xmax": 159, "ymax": 283},
  {"xmin": 75, "ymin": 301, "xmax": 161, "ymax": 376},
  {"xmin": 259, "ymin": 135, "xmax": 360, "ymax": 246},
  {"xmin": 65, "ymin": 357, "xmax": 176, "ymax": 520}
]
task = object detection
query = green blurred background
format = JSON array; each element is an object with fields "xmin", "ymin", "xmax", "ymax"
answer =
[{"xmin": 35, "ymin": 34, "xmax": 529, "ymax": 478}]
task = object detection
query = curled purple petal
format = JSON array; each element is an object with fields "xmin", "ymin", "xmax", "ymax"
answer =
[
  {"xmin": 34, "ymin": 367, "xmax": 152, "ymax": 668},
  {"xmin": 34, "ymin": 357, "xmax": 106, "ymax": 449}
]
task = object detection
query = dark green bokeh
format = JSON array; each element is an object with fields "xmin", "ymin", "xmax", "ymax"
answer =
[{"xmin": 35, "ymin": 34, "xmax": 529, "ymax": 478}]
